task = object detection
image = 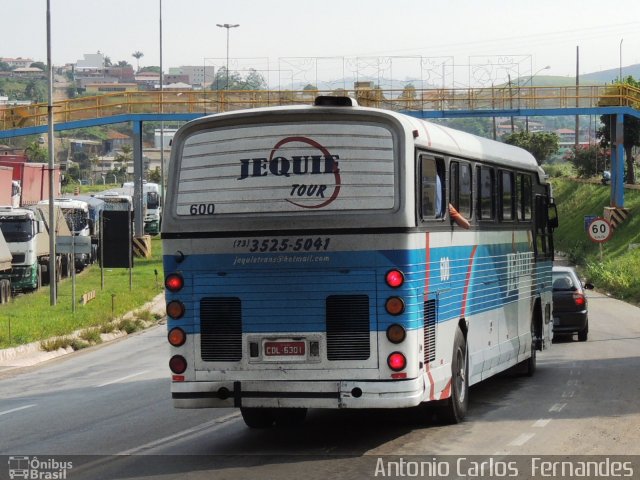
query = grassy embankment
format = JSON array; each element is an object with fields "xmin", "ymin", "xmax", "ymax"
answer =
[
  {"xmin": 551, "ymin": 178, "xmax": 640, "ymax": 304},
  {"xmin": 0, "ymin": 237, "xmax": 164, "ymax": 349}
]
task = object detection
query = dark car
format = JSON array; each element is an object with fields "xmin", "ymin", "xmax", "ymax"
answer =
[{"xmin": 552, "ymin": 266, "xmax": 593, "ymax": 341}]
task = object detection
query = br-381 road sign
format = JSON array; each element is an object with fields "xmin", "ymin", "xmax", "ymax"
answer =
[{"xmin": 587, "ymin": 217, "xmax": 612, "ymax": 243}]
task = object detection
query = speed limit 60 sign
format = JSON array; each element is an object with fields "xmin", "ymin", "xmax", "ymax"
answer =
[{"xmin": 587, "ymin": 217, "xmax": 613, "ymax": 243}]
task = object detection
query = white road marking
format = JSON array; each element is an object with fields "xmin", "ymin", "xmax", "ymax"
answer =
[
  {"xmin": 118, "ymin": 411, "xmax": 241, "ymax": 455},
  {"xmin": 549, "ymin": 403, "xmax": 567, "ymax": 412},
  {"xmin": 533, "ymin": 418, "xmax": 551, "ymax": 428},
  {"xmin": 561, "ymin": 390, "xmax": 575, "ymax": 398},
  {"xmin": 509, "ymin": 433, "xmax": 535, "ymax": 446},
  {"xmin": 0, "ymin": 404, "xmax": 36, "ymax": 416},
  {"xmin": 95, "ymin": 370, "xmax": 148, "ymax": 388}
]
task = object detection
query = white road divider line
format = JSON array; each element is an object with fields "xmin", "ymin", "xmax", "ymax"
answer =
[
  {"xmin": 509, "ymin": 433, "xmax": 535, "ymax": 447},
  {"xmin": 532, "ymin": 418, "xmax": 551, "ymax": 428},
  {"xmin": 0, "ymin": 404, "xmax": 36, "ymax": 416},
  {"xmin": 118, "ymin": 411, "xmax": 241, "ymax": 455},
  {"xmin": 549, "ymin": 403, "xmax": 567, "ymax": 412},
  {"xmin": 96, "ymin": 370, "xmax": 149, "ymax": 388}
]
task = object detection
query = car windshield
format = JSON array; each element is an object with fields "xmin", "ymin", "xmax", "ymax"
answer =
[
  {"xmin": 552, "ymin": 272, "xmax": 576, "ymax": 291},
  {"xmin": 0, "ymin": 218, "xmax": 34, "ymax": 242}
]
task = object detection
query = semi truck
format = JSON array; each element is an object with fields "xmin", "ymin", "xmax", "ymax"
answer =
[
  {"xmin": 75, "ymin": 195, "xmax": 105, "ymax": 263},
  {"xmin": 38, "ymin": 198, "xmax": 92, "ymax": 271},
  {"xmin": 27, "ymin": 203, "xmax": 74, "ymax": 279},
  {"xmin": 121, "ymin": 181, "xmax": 162, "ymax": 235},
  {"xmin": 0, "ymin": 229, "xmax": 12, "ymax": 303},
  {"xmin": 0, "ymin": 207, "xmax": 50, "ymax": 292},
  {"xmin": 0, "ymin": 156, "xmax": 61, "ymax": 206}
]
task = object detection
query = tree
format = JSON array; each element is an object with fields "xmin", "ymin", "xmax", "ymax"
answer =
[
  {"xmin": 0, "ymin": 61, "xmax": 11, "ymax": 71},
  {"xmin": 148, "ymin": 166, "xmax": 161, "ymax": 183},
  {"xmin": 117, "ymin": 60, "xmax": 132, "ymax": 68},
  {"xmin": 564, "ymin": 145, "xmax": 608, "ymax": 178},
  {"xmin": 139, "ymin": 66, "xmax": 160, "ymax": 74},
  {"xmin": 132, "ymin": 51, "xmax": 144, "ymax": 72},
  {"xmin": 503, "ymin": 130, "xmax": 560, "ymax": 165},
  {"xmin": 24, "ymin": 140, "xmax": 48, "ymax": 162},
  {"xmin": 24, "ymin": 80, "xmax": 47, "ymax": 102},
  {"xmin": 596, "ymin": 76, "xmax": 640, "ymax": 184},
  {"xmin": 210, "ymin": 68, "xmax": 266, "ymax": 91},
  {"xmin": 29, "ymin": 61, "xmax": 46, "ymax": 71}
]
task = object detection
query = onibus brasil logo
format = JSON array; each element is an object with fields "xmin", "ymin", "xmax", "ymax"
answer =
[
  {"xmin": 237, "ymin": 136, "xmax": 342, "ymax": 209},
  {"xmin": 8, "ymin": 456, "xmax": 73, "ymax": 479}
]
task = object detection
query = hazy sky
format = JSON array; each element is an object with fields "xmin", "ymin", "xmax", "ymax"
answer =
[{"xmin": 4, "ymin": 0, "xmax": 640, "ymax": 86}]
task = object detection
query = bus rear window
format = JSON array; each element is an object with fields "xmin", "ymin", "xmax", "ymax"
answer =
[{"xmin": 175, "ymin": 122, "xmax": 396, "ymax": 215}]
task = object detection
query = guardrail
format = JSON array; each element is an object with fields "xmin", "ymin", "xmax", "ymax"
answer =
[{"xmin": 2, "ymin": 84, "xmax": 640, "ymax": 131}]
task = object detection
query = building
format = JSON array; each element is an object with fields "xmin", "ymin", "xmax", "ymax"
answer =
[
  {"xmin": 84, "ymin": 83, "xmax": 139, "ymax": 94},
  {"xmin": 0, "ymin": 57, "xmax": 34, "ymax": 69},
  {"xmin": 103, "ymin": 130, "xmax": 132, "ymax": 155},
  {"xmin": 169, "ymin": 65, "xmax": 215, "ymax": 88},
  {"xmin": 75, "ymin": 53, "xmax": 105, "ymax": 72},
  {"xmin": 164, "ymin": 73, "xmax": 190, "ymax": 84},
  {"xmin": 154, "ymin": 129, "xmax": 178, "ymax": 149},
  {"xmin": 11, "ymin": 67, "xmax": 44, "ymax": 78}
]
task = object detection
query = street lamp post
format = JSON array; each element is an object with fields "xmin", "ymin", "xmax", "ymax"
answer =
[
  {"xmin": 216, "ymin": 23, "xmax": 239, "ymax": 90},
  {"xmin": 525, "ymin": 65, "xmax": 551, "ymax": 132},
  {"xmin": 619, "ymin": 38, "xmax": 624, "ymax": 82}
]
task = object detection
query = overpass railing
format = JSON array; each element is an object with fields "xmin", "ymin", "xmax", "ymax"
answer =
[{"xmin": 2, "ymin": 84, "xmax": 640, "ymax": 131}]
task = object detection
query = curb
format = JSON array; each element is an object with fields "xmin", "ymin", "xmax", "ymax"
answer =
[{"xmin": 0, "ymin": 293, "xmax": 166, "ymax": 370}]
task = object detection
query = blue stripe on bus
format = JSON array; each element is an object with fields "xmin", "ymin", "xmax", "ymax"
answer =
[{"xmin": 164, "ymin": 242, "xmax": 551, "ymax": 334}]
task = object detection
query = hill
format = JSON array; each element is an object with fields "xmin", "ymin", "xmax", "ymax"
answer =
[{"xmin": 551, "ymin": 178, "xmax": 640, "ymax": 304}]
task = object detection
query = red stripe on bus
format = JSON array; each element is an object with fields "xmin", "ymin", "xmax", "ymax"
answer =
[
  {"xmin": 440, "ymin": 379, "xmax": 452, "ymax": 400},
  {"xmin": 460, "ymin": 245, "xmax": 478, "ymax": 318},
  {"xmin": 424, "ymin": 232, "xmax": 430, "ymax": 297}
]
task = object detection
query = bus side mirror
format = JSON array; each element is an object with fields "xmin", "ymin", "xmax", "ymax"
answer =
[{"xmin": 548, "ymin": 202, "xmax": 558, "ymax": 229}]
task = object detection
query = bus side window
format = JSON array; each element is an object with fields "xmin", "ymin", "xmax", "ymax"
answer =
[
  {"xmin": 477, "ymin": 166, "xmax": 495, "ymax": 220},
  {"xmin": 421, "ymin": 156, "xmax": 445, "ymax": 220},
  {"xmin": 450, "ymin": 161, "xmax": 472, "ymax": 218},
  {"xmin": 518, "ymin": 174, "xmax": 532, "ymax": 221},
  {"xmin": 499, "ymin": 170, "xmax": 514, "ymax": 221}
]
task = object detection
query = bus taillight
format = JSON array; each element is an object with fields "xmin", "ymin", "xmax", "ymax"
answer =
[
  {"xmin": 385, "ymin": 269, "xmax": 404, "ymax": 288},
  {"xmin": 169, "ymin": 355, "xmax": 187, "ymax": 374},
  {"xmin": 166, "ymin": 300, "xmax": 185, "ymax": 319},
  {"xmin": 387, "ymin": 352, "xmax": 407, "ymax": 371},
  {"xmin": 385, "ymin": 297, "xmax": 405, "ymax": 315},
  {"xmin": 386, "ymin": 324, "xmax": 406, "ymax": 343},
  {"xmin": 168, "ymin": 328, "xmax": 187, "ymax": 347},
  {"xmin": 165, "ymin": 273, "xmax": 184, "ymax": 292}
]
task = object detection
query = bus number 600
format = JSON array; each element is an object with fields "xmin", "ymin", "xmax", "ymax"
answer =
[{"xmin": 189, "ymin": 203, "xmax": 215, "ymax": 215}]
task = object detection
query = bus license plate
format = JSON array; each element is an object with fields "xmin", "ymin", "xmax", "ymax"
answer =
[{"xmin": 264, "ymin": 341, "xmax": 306, "ymax": 356}]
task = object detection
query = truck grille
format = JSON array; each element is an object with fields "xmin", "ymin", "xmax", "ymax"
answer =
[
  {"xmin": 200, "ymin": 297, "xmax": 242, "ymax": 361},
  {"xmin": 326, "ymin": 295, "xmax": 370, "ymax": 360}
]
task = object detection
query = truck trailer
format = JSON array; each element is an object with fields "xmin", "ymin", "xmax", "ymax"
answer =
[{"xmin": 0, "ymin": 157, "xmax": 61, "ymax": 206}]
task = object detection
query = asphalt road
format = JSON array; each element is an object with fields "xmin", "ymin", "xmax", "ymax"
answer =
[{"xmin": 1, "ymin": 288, "xmax": 639, "ymax": 479}]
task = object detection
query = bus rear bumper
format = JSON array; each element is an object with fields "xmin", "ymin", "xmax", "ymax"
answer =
[{"xmin": 172, "ymin": 377, "xmax": 425, "ymax": 409}]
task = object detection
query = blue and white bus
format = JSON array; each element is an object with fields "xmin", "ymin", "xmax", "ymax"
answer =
[{"xmin": 162, "ymin": 96, "xmax": 557, "ymax": 428}]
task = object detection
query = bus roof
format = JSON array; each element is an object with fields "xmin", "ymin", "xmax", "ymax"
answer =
[{"xmin": 184, "ymin": 101, "xmax": 542, "ymax": 174}]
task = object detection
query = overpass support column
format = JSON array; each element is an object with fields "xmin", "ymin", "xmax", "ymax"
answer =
[
  {"xmin": 610, "ymin": 113, "xmax": 625, "ymax": 208},
  {"xmin": 133, "ymin": 120, "xmax": 144, "ymax": 236}
]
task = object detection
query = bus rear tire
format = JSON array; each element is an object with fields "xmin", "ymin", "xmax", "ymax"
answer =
[
  {"xmin": 516, "ymin": 318, "xmax": 537, "ymax": 377},
  {"xmin": 240, "ymin": 407, "xmax": 275, "ymax": 428},
  {"xmin": 438, "ymin": 327, "xmax": 468, "ymax": 424},
  {"xmin": 274, "ymin": 408, "xmax": 307, "ymax": 427}
]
